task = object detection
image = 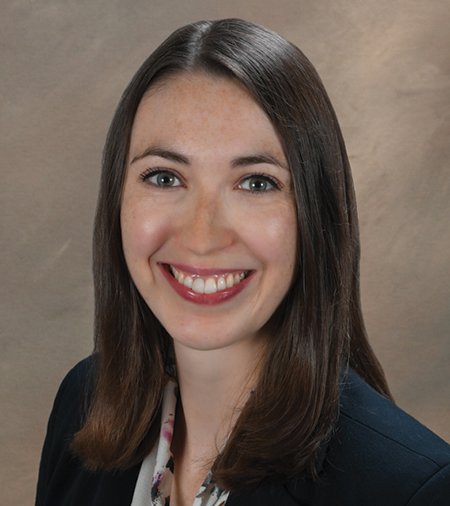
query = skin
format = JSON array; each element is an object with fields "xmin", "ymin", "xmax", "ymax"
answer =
[{"xmin": 121, "ymin": 72, "xmax": 297, "ymax": 505}]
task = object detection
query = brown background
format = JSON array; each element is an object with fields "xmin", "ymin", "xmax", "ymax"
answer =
[{"xmin": 1, "ymin": 1, "xmax": 449, "ymax": 504}]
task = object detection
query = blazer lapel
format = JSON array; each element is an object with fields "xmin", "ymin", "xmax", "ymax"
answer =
[
  {"xmin": 224, "ymin": 435, "xmax": 329, "ymax": 506},
  {"xmin": 226, "ymin": 483, "xmax": 305, "ymax": 506}
]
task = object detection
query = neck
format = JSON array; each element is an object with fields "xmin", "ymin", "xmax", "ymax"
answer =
[{"xmin": 171, "ymin": 337, "xmax": 264, "ymax": 465}]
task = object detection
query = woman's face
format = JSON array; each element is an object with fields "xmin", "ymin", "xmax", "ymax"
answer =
[{"xmin": 121, "ymin": 72, "xmax": 297, "ymax": 354}]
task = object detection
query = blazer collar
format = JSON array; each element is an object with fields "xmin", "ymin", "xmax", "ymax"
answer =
[
  {"xmin": 226, "ymin": 371, "xmax": 359, "ymax": 505},
  {"xmin": 226, "ymin": 482, "xmax": 302, "ymax": 506}
]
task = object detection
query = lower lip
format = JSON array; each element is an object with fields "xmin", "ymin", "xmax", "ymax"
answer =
[{"xmin": 159, "ymin": 264, "xmax": 254, "ymax": 305}]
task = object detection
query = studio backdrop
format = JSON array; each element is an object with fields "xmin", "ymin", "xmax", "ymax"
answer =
[{"xmin": 1, "ymin": 1, "xmax": 449, "ymax": 505}]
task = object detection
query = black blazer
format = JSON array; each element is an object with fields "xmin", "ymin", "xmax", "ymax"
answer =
[{"xmin": 36, "ymin": 358, "xmax": 450, "ymax": 505}]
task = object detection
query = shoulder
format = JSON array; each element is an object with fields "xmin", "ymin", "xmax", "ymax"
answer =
[
  {"xmin": 51, "ymin": 356, "xmax": 95, "ymax": 424},
  {"xmin": 229, "ymin": 371, "xmax": 450, "ymax": 506},
  {"xmin": 37, "ymin": 357, "xmax": 96, "ymax": 470},
  {"xmin": 35, "ymin": 357, "xmax": 140, "ymax": 506},
  {"xmin": 338, "ymin": 370, "xmax": 450, "ymax": 470},
  {"xmin": 295, "ymin": 370, "xmax": 450, "ymax": 505}
]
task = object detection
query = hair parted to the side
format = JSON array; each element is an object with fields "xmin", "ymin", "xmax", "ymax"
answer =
[{"xmin": 71, "ymin": 18, "xmax": 393, "ymax": 491}]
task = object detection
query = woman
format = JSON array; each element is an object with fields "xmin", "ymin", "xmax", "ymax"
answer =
[{"xmin": 36, "ymin": 19, "xmax": 450, "ymax": 506}]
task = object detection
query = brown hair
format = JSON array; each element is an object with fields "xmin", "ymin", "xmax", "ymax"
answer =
[{"xmin": 72, "ymin": 18, "xmax": 392, "ymax": 490}]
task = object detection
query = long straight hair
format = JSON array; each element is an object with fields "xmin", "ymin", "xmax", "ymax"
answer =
[{"xmin": 72, "ymin": 19, "xmax": 392, "ymax": 490}]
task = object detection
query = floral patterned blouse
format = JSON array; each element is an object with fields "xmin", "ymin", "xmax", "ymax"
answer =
[{"xmin": 130, "ymin": 378, "xmax": 230, "ymax": 506}]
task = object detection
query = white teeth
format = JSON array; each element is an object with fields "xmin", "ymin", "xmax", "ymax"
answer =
[
  {"xmin": 191, "ymin": 278, "xmax": 204, "ymax": 294},
  {"xmin": 204, "ymin": 278, "xmax": 217, "ymax": 294},
  {"xmin": 169, "ymin": 266, "xmax": 248, "ymax": 294},
  {"xmin": 217, "ymin": 277, "xmax": 226, "ymax": 291}
]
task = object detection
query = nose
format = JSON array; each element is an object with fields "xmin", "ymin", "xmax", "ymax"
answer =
[{"xmin": 177, "ymin": 192, "xmax": 234, "ymax": 256}]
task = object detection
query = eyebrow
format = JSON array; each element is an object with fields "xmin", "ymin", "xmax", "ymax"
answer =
[
  {"xmin": 130, "ymin": 146, "xmax": 190, "ymax": 166},
  {"xmin": 231, "ymin": 154, "xmax": 288, "ymax": 171},
  {"xmin": 130, "ymin": 146, "xmax": 288, "ymax": 171}
]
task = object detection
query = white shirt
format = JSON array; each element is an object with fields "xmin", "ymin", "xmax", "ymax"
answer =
[{"xmin": 131, "ymin": 378, "xmax": 230, "ymax": 506}]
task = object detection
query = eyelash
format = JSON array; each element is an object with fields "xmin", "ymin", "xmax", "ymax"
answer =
[
  {"xmin": 138, "ymin": 168, "xmax": 185, "ymax": 188},
  {"xmin": 138, "ymin": 168, "xmax": 282, "ymax": 192},
  {"xmin": 238, "ymin": 172, "xmax": 282, "ymax": 192}
]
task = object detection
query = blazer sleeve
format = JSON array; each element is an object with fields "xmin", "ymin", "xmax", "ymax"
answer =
[
  {"xmin": 406, "ymin": 463, "xmax": 450, "ymax": 506},
  {"xmin": 35, "ymin": 358, "xmax": 140, "ymax": 506},
  {"xmin": 35, "ymin": 358, "xmax": 91, "ymax": 505}
]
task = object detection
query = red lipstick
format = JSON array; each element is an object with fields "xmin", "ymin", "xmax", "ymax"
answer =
[{"xmin": 159, "ymin": 264, "xmax": 254, "ymax": 305}]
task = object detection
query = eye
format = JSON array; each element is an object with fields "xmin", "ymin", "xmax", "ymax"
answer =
[
  {"xmin": 238, "ymin": 174, "xmax": 279, "ymax": 192},
  {"xmin": 141, "ymin": 169, "xmax": 182, "ymax": 187}
]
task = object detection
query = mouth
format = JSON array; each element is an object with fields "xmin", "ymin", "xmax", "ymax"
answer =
[
  {"xmin": 168, "ymin": 265, "xmax": 250, "ymax": 294},
  {"xmin": 159, "ymin": 263, "xmax": 254, "ymax": 305}
]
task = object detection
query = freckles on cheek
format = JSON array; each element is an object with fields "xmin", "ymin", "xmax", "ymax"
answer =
[
  {"xmin": 121, "ymin": 207, "xmax": 172, "ymax": 262},
  {"xmin": 243, "ymin": 212, "xmax": 297, "ymax": 266}
]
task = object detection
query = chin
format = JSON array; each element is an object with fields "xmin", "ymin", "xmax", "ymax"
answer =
[{"xmin": 171, "ymin": 331, "xmax": 237, "ymax": 352}]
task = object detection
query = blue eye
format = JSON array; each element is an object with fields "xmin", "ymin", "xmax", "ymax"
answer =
[
  {"xmin": 143, "ymin": 170, "xmax": 182, "ymax": 187},
  {"xmin": 239, "ymin": 175, "xmax": 278, "ymax": 192}
]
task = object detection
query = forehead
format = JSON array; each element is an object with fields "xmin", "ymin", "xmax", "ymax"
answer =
[
  {"xmin": 141, "ymin": 71, "xmax": 256, "ymax": 118},
  {"xmin": 129, "ymin": 72, "xmax": 287, "ymax": 164}
]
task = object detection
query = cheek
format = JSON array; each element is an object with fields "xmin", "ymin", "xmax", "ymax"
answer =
[
  {"xmin": 239, "ymin": 205, "xmax": 297, "ymax": 274},
  {"xmin": 121, "ymin": 201, "xmax": 172, "ymax": 266}
]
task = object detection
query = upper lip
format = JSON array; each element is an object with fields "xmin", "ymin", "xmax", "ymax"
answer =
[{"xmin": 161, "ymin": 263, "xmax": 250, "ymax": 276}]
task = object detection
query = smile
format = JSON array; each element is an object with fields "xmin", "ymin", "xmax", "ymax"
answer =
[
  {"xmin": 159, "ymin": 263, "xmax": 254, "ymax": 305},
  {"xmin": 169, "ymin": 265, "xmax": 249, "ymax": 294}
]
